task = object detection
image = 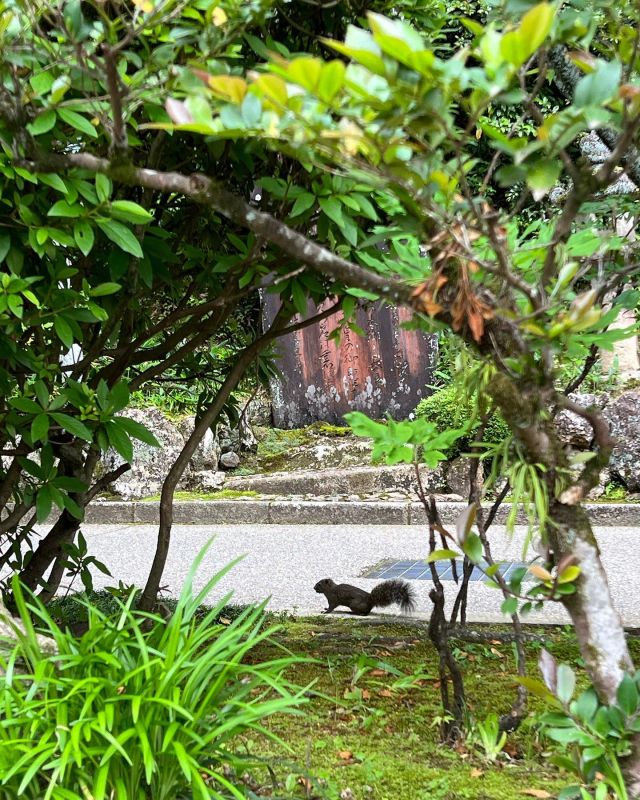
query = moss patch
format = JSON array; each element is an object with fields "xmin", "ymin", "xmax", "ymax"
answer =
[
  {"xmin": 239, "ymin": 618, "xmax": 637, "ymax": 799},
  {"xmin": 141, "ymin": 489, "xmax": 259, "ymax": 502}
]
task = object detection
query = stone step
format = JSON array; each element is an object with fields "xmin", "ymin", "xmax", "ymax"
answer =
[
  {"xmin": 79, "ymin": 499, "xmax": 640, "ymax": 526},
  {"xmin": 224, "ymin": 464, "xmax": 449, "ymax": 497}
]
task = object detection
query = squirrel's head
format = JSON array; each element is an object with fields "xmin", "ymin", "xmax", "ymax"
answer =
[{"xmin": 314, "ymin": 578, "xmax": 334, "ymax": 593}]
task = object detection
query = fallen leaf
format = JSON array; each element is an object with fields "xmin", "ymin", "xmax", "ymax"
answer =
[
  {"xmin": 470, "ymin": 768, "xmax": 484, "ymax": 778},
  {"xmin": 361, "ymin": 689, "xmax": 371, "ymax": 700},
  {"xmin": 219, "ymin": 617, "xmax": 231, "ymax": 625},
  {"xmin": 337, "ymin": 751, "xmax": 353, "ymax": 760},
  {"xmin": 522, "ymin": 790, "xmax": 552, "ymax": 798},
  {"xmin": 378, "ymin": 689, "xmax": 393, "ymax": 698},
  {"xmin": 370, "ymin": 669, "xmax": 387, "ymax": 677}
]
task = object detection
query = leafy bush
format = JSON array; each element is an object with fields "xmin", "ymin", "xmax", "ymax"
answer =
[
  {"xmin": 528, "ymin": 649, "xmax": 640, "ymax": 800},
  {"xmin": 414, "ymin": 385, "xmax": 510, "ymax": 459},
  {"xmin": 0, "ymin": 546, "xmax": 307, "ymax": 800}
]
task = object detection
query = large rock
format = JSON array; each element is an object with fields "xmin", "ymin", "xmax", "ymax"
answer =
[
  {"xmin": 190, "ymin": 470, "xmax": 226, "ymax": 491},
  {"xmin": 219, "ymin": 451, "xmax": 240, "ymax": 470},
  {"xmin": 555, "ymin": 393, "xmax": 608, "ymax": 448},
  {"xmin": 605, "ymin": 389, "xmax": 640, "ymax": 491},
  {"xmin": 445, "ymin": 456, "xmax": 482, "ymax": 499},
  {"xmin": 101, "ymin": 408, "xmax": 187, "ymax": 500},
  {"xmin": 177, "ymin": 416, "xmax": 221, "ymax": 471}
]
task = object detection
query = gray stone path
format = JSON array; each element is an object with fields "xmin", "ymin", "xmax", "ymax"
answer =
[{"xmin": 74, "ymin": 523, "xmax": 639, "ymax": 625}]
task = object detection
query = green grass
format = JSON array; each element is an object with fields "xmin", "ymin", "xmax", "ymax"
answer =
[
  {"xmin": 141, "ymin": 489, "xmax": 260, "ymax": 502},
  {"xmin": 44, "ymin": 594, "xmax": 640, "ymax": 799},
  {"xmin": 233, "ymin": 618, "xmax": 640, "ymax": 799}
]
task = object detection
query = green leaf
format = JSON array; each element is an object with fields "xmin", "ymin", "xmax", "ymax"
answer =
[
  {"xmin": 557, "ymin": 565, "xmax": 581, "ymax": 584},
  {"xmin": 572, "ymin": 688, "xmax": 598, "ymax": 723},
  {"xmin": 501, "ymin": 597, "xmax": 518, "ymax": 615},
  {"xmin": 0, "ymin": 235, "xmax": 10, "ymax": 263},
  {"xmin": 50, "ymin": 75, "xmax": 71, "ymax": 103},
  {"xmin": 51, "ymin": 412, "xmax": 93, "ymax": 442},
  {"xmin": 38, "ymin": 173, "xmax": 67, "ymax": 193},
  {"xmin": 574, "ymin": 60, "xmax": 622, "ymax": 108},
  {"xmin": 89, "ymin": 282, "xmax": 121, "ymax": 297},
  {"xmin": 110, "ymin": 200, "xmax": 154, "ymax": 224},
  {"xmin": 36, "ymin": 485, "xmax": 52, "ymax": 522},
  {"xmin": 96, "ymin": 173, "xmax": 112, "ymax": 203},
  {"xmin": 289, "ymin": 192, "xmax": 316, "ymax": 217},
  {"xmin": 319, "ymin": 197, "xmax": 344, "ymax": 226},
  {"xmin": 241, "ymin": 92, "xmax": 262, "ymax": 127},
  {"xmin": 11, "ymin": 396, "xmax": 42, "ymax": 414},
  {"xmin": 426, "ymin": 549, "xmax": 459, "ymax": 563},
  {"xmin": 55, "ymin": 476, "xmax": 88, "ymax": 492},
  {"xmin": 53, "ymin": 316, "xmax": 74, "ymax": 348},
  {"xmin": 31, "ymin": 414, "xmax": 50, "ymax": 443},
  {"xmin": 27, "ymin": 109, "xmax": 56, "ymax": 135},
  {"xmin": 97, "ymin": 220, "xmax": 143, "ymax": 258},
  {"xmin": 519, "ymin": 3, "xmax": 555, "ymax": 55},
  {"xmin": 48, "ymin": 200, "xmax": 84, "ymax": 218},
  {"xmin": 57, "ymin": 107, "xmax": 98, "ymax": 138},
  {"xmin": 318, "ymin": 60, "xmax": 345, "ymax": 102},
  {"xmin": 106, "ymin": 421, "xmax": 134, "ymax": 462},
  {"xmin": 617, "ymin": 674, "xmax": 638, "ymax": 716},
  {"xmin": 117, "ymin": 416, "xmax": 160, "ymax": 447},
  {"xmin": 462, "ymin": 532, "xmax": 482, "ymax": 564},
  {"xmin": 74, "ymin": 221, "xmax": 95, "ymax": 256},
  {"xmin": 291, "ymin": 280, "xmax": 308, "ymax": 316},
  {"xmin": 526, "ymin": 159, "xmax": 562, "ymax": 201}
]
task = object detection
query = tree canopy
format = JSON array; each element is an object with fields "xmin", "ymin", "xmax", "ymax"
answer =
[{"xmin": 1, "ymin": 0, "xmax": 640, "ymax": 793}]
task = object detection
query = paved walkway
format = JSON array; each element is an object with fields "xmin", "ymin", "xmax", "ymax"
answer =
[{"xmin": 75, "ymin": 523, "xmax": 639, "ymax": 626}]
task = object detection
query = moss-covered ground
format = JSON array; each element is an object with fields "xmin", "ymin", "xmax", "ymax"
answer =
[
  {"xmin": 141, "ymin": 488, "xmax": 259, "ymax": 501},
  {"xmin": 47, "ymin": 592, "xmax": 640, "ymax": 799},
  {"xmin": 239, "ymin": 617, "xmax": 640, "ymax": 800}
]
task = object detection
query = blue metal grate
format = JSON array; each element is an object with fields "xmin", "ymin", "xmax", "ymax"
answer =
[{"xmin": 363, "ymin": 559, "xmax": 530, "ymax": 582}]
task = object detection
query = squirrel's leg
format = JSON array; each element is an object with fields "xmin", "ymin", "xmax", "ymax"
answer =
[{"xmin": 322, "ymin": 604, "xmax": 337, "ymax": 614}]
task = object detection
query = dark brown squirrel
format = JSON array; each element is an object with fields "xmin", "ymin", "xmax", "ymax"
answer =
[{"xmin": 314, "ymin": 577, "xmax": 416, "ymax": 616}]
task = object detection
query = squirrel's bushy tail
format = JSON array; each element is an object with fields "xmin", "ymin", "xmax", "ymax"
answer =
[{"xmin": 370, "ymin": 579, "xmax": 416, "ymax": 613}]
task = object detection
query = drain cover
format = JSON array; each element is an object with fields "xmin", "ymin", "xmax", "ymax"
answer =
[{"xmin": 363, "ymin": 559, "xmax": 530, "ymax": 582}]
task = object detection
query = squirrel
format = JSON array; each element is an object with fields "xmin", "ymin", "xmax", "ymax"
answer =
[{"xmin": 314, "ymin": 578, "xmax": 416, "ymax": 616}]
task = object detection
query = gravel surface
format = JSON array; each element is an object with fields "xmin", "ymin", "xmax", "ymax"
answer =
[{"xmin": 73, "ymin": 523, "xmax": 639, "ymax": 625}]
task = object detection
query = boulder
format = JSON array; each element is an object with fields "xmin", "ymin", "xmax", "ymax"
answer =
[
  {"xmin": 101, "ymin": 408, "xmax": 186, "ymax": 500},
  {"xmin": 555, "ymin": 393, "xmax": 607, "ymax": 449},
  {"xmin": 445, "ymin": 456, "xmax": 482, "ymax": 499},
  {"xmin": 219, "ymin": 451, "xmax": 241, "ymax": 470},
  {"xmin": 177, "ymin": 416, "xmax": 221, "ymax": 471},
  {"xmin": 604, "ymin": 389, "xmax": 640, "ymax": 491},
  {"xmin": 190, "ymin": 470, "xmax": 226, "ymax": 491},
  {"xmin": 245, "ymin": 389, "xmax": 272, "ymax": 427}
]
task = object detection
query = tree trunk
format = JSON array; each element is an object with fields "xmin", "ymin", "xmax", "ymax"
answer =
[{"xmin": 137, "ymin": 314, "xmax": 293, "ymax": 612}]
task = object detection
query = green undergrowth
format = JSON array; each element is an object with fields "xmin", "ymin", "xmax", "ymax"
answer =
[
  {"xmin": 43, "ymin": 594, "xmax": 640, "ymax": 799},
  {"xmin": 141, "ymin": 488, "xmax": 260, "ymax": 502},
  {"xmin": 243, "ymin": 617, "xmax": 640, "ymax": 799}
]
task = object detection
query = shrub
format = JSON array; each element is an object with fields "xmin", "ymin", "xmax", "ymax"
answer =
[
  {"xmin": 0, "ymin": 545, "xmax": 307, "ymax": 800},
  {"xmin": 414, "ymin": 385, "xmax": 510, "ymax": 459}
]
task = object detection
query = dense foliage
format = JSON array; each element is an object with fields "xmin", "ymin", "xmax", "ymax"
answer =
[
  {"xmin": 0, "ymin": 546, "xmax": 306, "ymax": 799},
  {"xmin": 1, "ymin": 0, "xmax": 640, "ymax": 795}
]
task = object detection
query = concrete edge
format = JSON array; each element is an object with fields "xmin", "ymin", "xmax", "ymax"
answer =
[{"xmin": 77, "ymin": 499, "xmax": 640, "ymax": 526}]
